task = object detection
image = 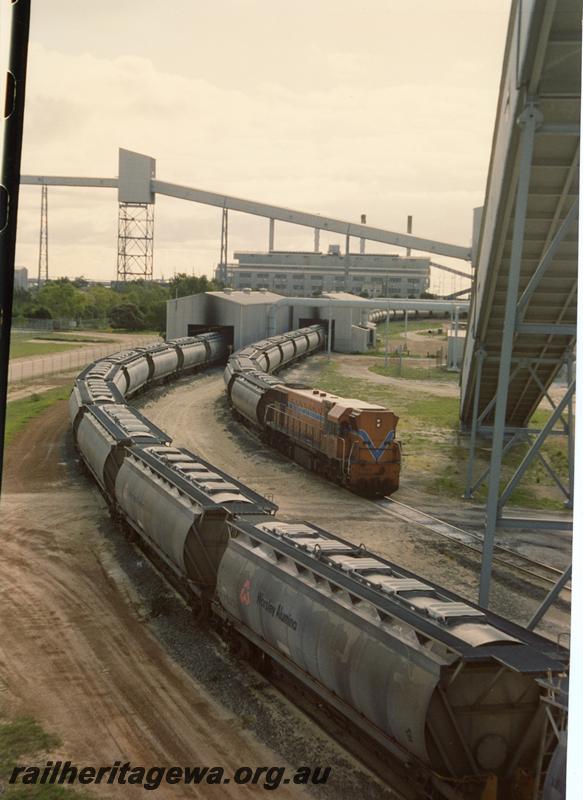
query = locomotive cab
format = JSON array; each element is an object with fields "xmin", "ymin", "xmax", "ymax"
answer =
[{"xmin": 343, "ymin": 408, "xmax": 400, "ymax": 496}]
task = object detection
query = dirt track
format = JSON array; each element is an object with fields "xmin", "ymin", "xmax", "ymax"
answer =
[
  {"xmin": 0, "ymin": 404, "xmax": 390, "ymax": 799},
  {"xmin": 332, "ymin": 355, "xmax": 459, "ymax": 398}
]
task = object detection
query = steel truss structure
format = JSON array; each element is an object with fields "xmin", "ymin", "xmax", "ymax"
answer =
[
  {"xmin": 116, "ymin": 202, "xmax": 154, "ymax": 281},
  {"xmin": 461, "ymin": 0, "xmax": 580, "ymax": 615}
]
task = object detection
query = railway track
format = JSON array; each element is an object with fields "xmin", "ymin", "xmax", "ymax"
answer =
[{"xmin": 375, "ymin": 497, "xmax": 571, "ymax": 594}]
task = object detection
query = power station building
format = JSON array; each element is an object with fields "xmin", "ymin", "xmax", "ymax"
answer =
[{"xmin": 219, "ymin": 249, "xmax": 431, "ymax": 298}]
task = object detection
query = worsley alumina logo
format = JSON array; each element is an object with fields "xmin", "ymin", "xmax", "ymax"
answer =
[
  {"xmin": 239, "ymin": 579, "xmax": 251, "ymax": 606},
  {"xmin": 257, "ymin": 592, "xmax": 298, "ymax": 631}
]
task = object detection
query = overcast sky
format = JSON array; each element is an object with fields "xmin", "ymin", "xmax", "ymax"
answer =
[{"xmin": 8, "ymin": 1, "xmax": 511, "ymax": 292}]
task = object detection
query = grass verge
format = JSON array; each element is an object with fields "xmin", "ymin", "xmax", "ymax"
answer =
[
  {"xmin": 4, "ymin": 387, "xmax": 70, "ymax": 446},
  {"xmin": 9, "ymin": 340, "xmax": 89, "ymax": 360},
  {"xmin": 31, "ymin": 334, "xmax": 115, "ymax": 344},
  {"xmin": 311, "ymin": 361, "xmax": 568, "ymax": 510},
  {"xmin": 0, "ymin": 715, "xmax": 87, "ymax": 798},
  {"xmin": 368, "ymin": 363, "xmax": 458, "ymax": 382}
]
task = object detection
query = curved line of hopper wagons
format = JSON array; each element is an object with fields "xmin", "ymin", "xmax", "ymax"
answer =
[{"xmin": 67, "ymin": 327, "xmax": 568, "ymax": 800}]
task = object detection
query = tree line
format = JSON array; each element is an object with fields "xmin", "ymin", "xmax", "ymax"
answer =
[{"xmin": 13, "ymin": 274, "xmax": 222, "ymax": 333}]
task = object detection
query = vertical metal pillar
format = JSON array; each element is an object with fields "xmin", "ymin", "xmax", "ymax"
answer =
[
  {"xmin": 344, "ymin": 234, "xmax": 350, "ymax": 290},
  {"xmin": 269, "ymin": 218, "xmax": 275, "ymax": 252},
  {"xmin": 384, "ymin": 299, "xmax": 390, "ymax": 369},
  {"xmin": 451, "ymin": 305, "xmax": 460, "ymax": 370},
  {"xmin": 218, "ymin": 207, "xmax": 229, "ymax": 284},
  {"xmin": 406, "ymin": 215, "xmax": 413, "ymax": 256},
  {"xmin": 464, "ymin": 349, "xmax": 486, "ymax": 499},
  {"xmin": 38, "ymin": 184, "xmax": 48, "ymax": 286},
  {"xmin": 314, "ymin": 227, "xmax": 320, "ymax": 252},
  {"xmin": 479, "ymin": 104, "xmax": 541, "ymax": 608},
  {"xmin": 566, "ymin": 352, "xmax": 575, "ymax": 509},
  {"xmin": 327, "ymin": 301, "xmax": 332, "ymax": 357}
]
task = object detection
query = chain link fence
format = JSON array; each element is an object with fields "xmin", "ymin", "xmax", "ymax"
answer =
[
  {"xmin": 12, "ymin": 317, "xmax": 110, "ymax": 332},
  {"xmin": 8, "ymin": 337, "xmax": 160, "ymax": 384}
]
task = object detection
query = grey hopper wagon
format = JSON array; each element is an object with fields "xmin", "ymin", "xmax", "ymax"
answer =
[
  {"xmin": 137, "ymin": 342, "xmax": 181, "ymax": 381},
  {"xmin": 228, "ymin": 372, "xmax": 284, "ymax": 425},
  {"xmin": 218, "ymin": 518, "xmax": 568, "ymax": 794},
  {"xmin": 74, "ymin": 403, "xmax": 170, "ymax": 496},
  {"xmin": 168, "ymin": 336, "xmax": 209, "ymax": 371},
  {"xmin": 224, "ymin": 324, "xmax": 326, "ymax": 422},
  {"xmin": 114, "ymin": 445, "xmax": 276, "ymax": 593}
]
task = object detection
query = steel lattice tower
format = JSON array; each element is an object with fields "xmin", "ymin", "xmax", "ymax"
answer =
[
  {"xmin": 37, "ymin": 184, "xmax": 48, "ymax": 286},
  {"xmin": 116, "ymin": 202, "xmax": 154, "ymax": 281}
]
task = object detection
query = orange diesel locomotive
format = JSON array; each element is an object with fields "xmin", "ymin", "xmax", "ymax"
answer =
[
  {"xmin": 225, "ymin": 326, "xmax": 401, "ymax": 497},
  {"xmin": 228, "ymin": 374, "xmax": 400, "ymax": 497},
  {"xmin": 263, "ymin": 385, "xmax": 400, "ymax": 496}
]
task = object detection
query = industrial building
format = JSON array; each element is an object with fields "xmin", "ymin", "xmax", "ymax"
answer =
[
  {"xmin": 14, "ymin": 267, "xmax": 29, "ymax": 290},
  {"xmin": 220, "ymin": 248, "xmax": 431, "ymax": 298},
  {"xmin": 166, "ymin": 289, "xmax": 466, "ymax": 354}
]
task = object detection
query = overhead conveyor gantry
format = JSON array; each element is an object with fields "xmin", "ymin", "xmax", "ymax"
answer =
[
  {"xmin": 21, "ymin": 147, "xmax": 472, "ymax": 284},
  {"xmin": 460, "ymin": 0, "xmax": 580, "ymax": 609}
]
